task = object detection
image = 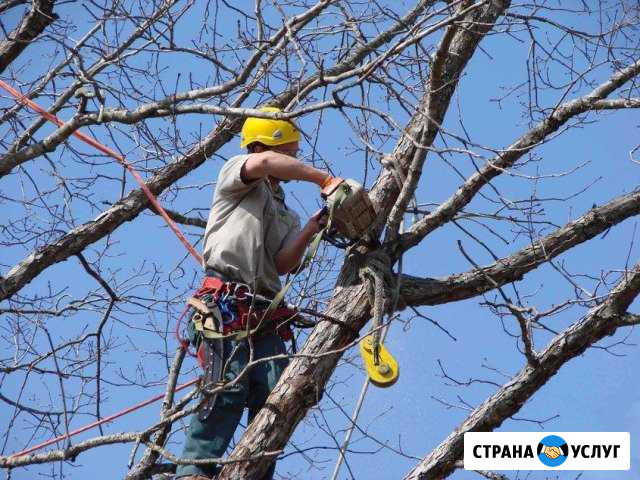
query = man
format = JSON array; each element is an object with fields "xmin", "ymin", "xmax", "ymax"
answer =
[{"xmin": 176, "ymin": 107, "xmax": 333, "ymax": 480}]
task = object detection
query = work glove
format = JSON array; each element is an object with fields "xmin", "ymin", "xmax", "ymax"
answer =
[{"xmin": 320, "ymin": 177, "xmax": 377, "ymax": 240}]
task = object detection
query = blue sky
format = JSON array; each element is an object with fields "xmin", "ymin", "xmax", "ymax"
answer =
[{"xmin": 1, "ymin": 1, "xmax": 639, "ymax": 479}]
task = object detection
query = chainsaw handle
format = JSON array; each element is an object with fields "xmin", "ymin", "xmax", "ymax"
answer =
[
  {"xmin": 317, "ymin": 205, "xmax": 329, "ymax": 219},
  {"xmin": 320, "ymin": 176, "xmax": 344, "ymax": 198}
]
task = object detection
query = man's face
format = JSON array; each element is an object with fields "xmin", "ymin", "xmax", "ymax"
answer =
[
  {"xmin": 269, "ymin": 141, "xmax": 299, "ymax": 186},
  {"xmin": 271, "ymin": 141, "xmax": 299, "ymax": 158}
]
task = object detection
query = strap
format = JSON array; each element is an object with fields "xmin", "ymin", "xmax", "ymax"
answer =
[
  {"xmin": 262, "ymin": 183, "xmax": 350, "ymax": 318},
  {"xmin": 191, "ymin": 300, "xmax": 296, "ymax": 341},
  {"xmin": 187, "ymin": 297, "xmax": 210, "ymax": 314},
  {"xmin": 192, "ymin": 311, "xmax": 247, "ymax": 341}
]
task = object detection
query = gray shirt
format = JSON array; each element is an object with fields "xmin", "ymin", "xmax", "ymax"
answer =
[{"xmin": 202, "ymin": 155, "xmax": 301, "ymax": 296}]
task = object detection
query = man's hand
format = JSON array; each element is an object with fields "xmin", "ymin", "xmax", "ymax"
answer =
[
  {"xmin": 304, "ymin": 208, "xmax": 328, "ymax": 235},
  {"xmin": 320, "ymin": 178, "xmax": 376, "ymax": 240},
  {"xmin": 544, "ymin": 445, "xmax": 561, "ymax": 459}
]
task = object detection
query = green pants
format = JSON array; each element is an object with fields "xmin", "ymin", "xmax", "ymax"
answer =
[{"xmin": 176, "ymin": 332, "xmax": 289, "ymax": 479}]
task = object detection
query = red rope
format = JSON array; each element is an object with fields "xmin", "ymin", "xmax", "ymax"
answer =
[
  {"xmin": 0, "ymin": 79, "xmax": 204, "ymax": 265},
  {"xmin": 0, "ymin": 80, "xmax": 205, "ymax": 456},
  {"xmin": 10, "ymin": 377, "xmax": 199, "ymax": 458}
]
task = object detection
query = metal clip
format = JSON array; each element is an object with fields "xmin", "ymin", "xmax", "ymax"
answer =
[{"xmin": 231, "ymin": 282, "xmax": 251, "ymax": 301}]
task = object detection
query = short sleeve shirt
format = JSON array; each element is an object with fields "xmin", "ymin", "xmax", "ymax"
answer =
[{"xmin": 202, "ymin": 155, "xmax": 301, "ymax": 296}]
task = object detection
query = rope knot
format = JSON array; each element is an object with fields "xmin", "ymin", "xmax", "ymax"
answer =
[{"xmin": 359, "ymin": 250, "xmax": 395, "ymax": 363}]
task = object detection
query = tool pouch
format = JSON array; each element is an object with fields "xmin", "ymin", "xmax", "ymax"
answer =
[
  {"xmin": 187, "ymin": 294, "xmax": 226, "ymax": 421},
  {"xmin": 322, "ymin": 178, "xmax": 377, "ymax": 240}
]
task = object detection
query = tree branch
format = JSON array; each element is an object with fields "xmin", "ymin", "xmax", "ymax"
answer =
[
  {"xmin": 399, "ymin": 189, "xmax": 640, "ymax": 307},
  {"xmin": 0, "ymin": 119, "xmax": 234, "ymax": 302},
  {"xmin": 395, "ymin": 58, "xmax": 640, "ymax": 255},
  {"xmin": 0, "ymin": 0, "xmax": 57, "ymax": 74},
  {"xmin": 384, "ymin": 0, "xmax": 498, "ymax": 244},
  {"xmin": 149, "ymin": 206, "xmax": 207, "ymax": 228},
  {"xmin": 403, "ymin": 263, "xmax": 640, "ymax": 479},
  {"xmin": 617, "ymin": 312, "xmax": 640, "ymax": 326},
  {"xmin": 0, "ymin": 0, "xmax": 433, "ymax": 178},
  {"xmin": 591, "ymin": 98, "xmax": 640, "ymax": 110},
  {"xmin": 0, "ymin": 0, "xmax": 28, "ymax": 15}
]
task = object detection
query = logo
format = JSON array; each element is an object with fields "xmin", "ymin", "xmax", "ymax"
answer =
[
  {"xmin": 464, "ymin": 432, "xmax": 630, "ymax": 470},
  {"xmin": 537, "ymin": 435, "xmax": 569, "ymax": 467},
  {"xmin": 272, "ymin": 129, "xmax": 283, "ymax": 139}
]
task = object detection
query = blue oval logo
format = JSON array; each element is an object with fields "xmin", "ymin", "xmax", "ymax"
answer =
[{"xmin": 538, "ymin": 435, "xmax": 569, "ymax": 467}]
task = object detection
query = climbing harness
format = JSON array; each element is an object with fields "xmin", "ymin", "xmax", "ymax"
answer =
[
  {"xmin": 183, "ymin": 276, "xmax": 301, "ymax": 419},
  {"xmin": 187, "ymin": 277, "xmax": 298, "ymax": 343}
]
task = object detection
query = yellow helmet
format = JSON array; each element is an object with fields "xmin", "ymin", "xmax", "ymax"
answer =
[{"xmin": 240, "ymin": 106, "xmax": 300, "ymax": 148}]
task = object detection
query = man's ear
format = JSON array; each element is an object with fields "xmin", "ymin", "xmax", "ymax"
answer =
[{"xmin": 248, "ymin": 143, "xmax": 267, "ymax": 154}]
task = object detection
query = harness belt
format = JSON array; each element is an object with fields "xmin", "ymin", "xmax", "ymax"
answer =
[
  {"xmin": 190, "ymin": 276, "xmax": 297, "ymax": 343},
  {"xmin": 187, "ymin": 276, "xmax": 298, "ymax": 421}
]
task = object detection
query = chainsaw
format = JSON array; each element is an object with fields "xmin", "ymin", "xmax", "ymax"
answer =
[{"xmin": 320, "ymin": 177, "xmax": 377, "ymax": 248}]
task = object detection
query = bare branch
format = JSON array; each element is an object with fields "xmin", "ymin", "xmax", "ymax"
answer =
[
  {"xmin": 400, "ymin": 189, "xmax": 640, "ymax": 307},
  {"xmin": 403, "ymin": 264, "xmax": 640, "ymax": 479},
  {"xmin": 0, "ymin": 0, "xmax": 57, "ymax": 73},
  {"xmin": 396, "ymin": 58, "xmax": 640, "ymax": 254}
]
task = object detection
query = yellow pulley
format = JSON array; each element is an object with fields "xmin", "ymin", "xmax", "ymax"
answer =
[{"xmin": 359, "ymin": 335, "xmax": 399, "ymax": 388}]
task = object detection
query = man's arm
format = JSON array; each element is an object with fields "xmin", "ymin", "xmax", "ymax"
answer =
[
  {"xmin": 242, "ymin": 151, "xmax": 329, "ymax": 186},
  {"xmin": 275, "ymin": 210, "xmax": 326, "ymax": 275}
]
